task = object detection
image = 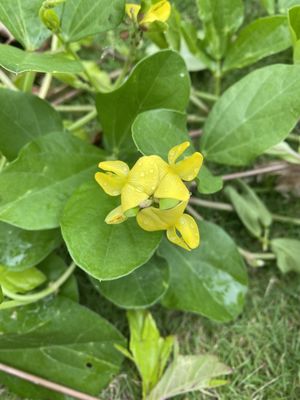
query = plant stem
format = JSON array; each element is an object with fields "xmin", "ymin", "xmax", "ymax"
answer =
[
  {"xmin": 190, "ymin": 94, "xmax": 209, "ymax": 113},
  {"xmin": 214, "ymin": 61, "xmax": 222, "ymax": 96},
  {"xmin": 2, "ymin": 262, "xmax": 76, "ymax": 306},
  {"xmin": 0, "ymin": 362, "xmax": 100, "ymax": 400},
  {"xmin": 55, "ymin": 105, "xmax": 95, "ymax": 112},
  {"xmin": 272, "ymin": 214, "xmax": 300, "ymax": 225},
  {"xmin": 187, "ymin": 115, "xmax": 206, "ymax": 124},
  {"xmin": 193, "ymin": 89, "xmax": 219, "ymax": 102},
  {"xmin": 114, "ymin": 55, "xmax": 132, "ymax": 88},
  {"xmin": 0, "ymin": 155, "xmax": 7, "ymax": 172},
  {"xmin": 68, "ymin": 109, "xmax": 97, "ymax": 131},
  {"xmin": 186, "ymin": 204, "xmax": 203, "ymax": 220},
  {"xmin": 0, "ymin": 69, "xmax": 17, "ymax": 91},
  {"xmin": 21, "ymin": 71, "xmax": 36, "ymax": 93},
  {"xmin": 39, "ymin": 35, "xmax": 58, "ymax": 99},
  {"xmin": 287, "ymin": 133, "xmax": 300, "ymax": 143},
  {"xmin": 222, "ymin": 163, "xmax": 288, "ymax": 181}
]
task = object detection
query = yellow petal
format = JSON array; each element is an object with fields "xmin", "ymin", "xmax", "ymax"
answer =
[
  {"xmin": 137, "ymin": 201, "xmax": 187, "ymax": 231},
  {"xmin": 154, "ymin": 171, "xmax": 190, "ymax": 201},
  {"xmin": 95, "ymin": 172, "xmax": 125, "ymax": 196},
  {"xmin": 173, "ymin": 152, "xmax": 203, "ymax": 181},
  {"xmin": 125, "ymin": 3, "xmax": 141, "ymax": 20},
  {"xmin": 128, "ymin": 155, "xmax": 166, "ymax": 195},
  {"xmin": 105, "ymin": 206, "xmax": 127, "ymax": 224},
  {"xmin": 141, "ymin": 0, "xmax": 171, "ymax": 24},
  {"xmin": 168, "ymin": 141, "xmax": 190, "ymax": 165},
  {"xmin": 98, "ymin": 160, "xmax": 129, "ymax": 177},
  {"xmin": 121, "ymin": 183, "xmax": 149, "ymax": 212},
  {"xmin": 168, "ymin": 213, "xmax": 200, "ymax": 250}
]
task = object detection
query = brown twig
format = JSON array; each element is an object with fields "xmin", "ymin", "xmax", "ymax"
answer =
[
  {"xmin": 52, "ymin": 89, "xmax": 82, "ymax": 106},
  {"xmin": 0, "ymin": 363, "xmax": 100, "ymax": 400},
  {"xmin": 222, "ymin": 163, "xmax": 289, "ymax": 181},
  {"xmin": 189, "ymin": 129, "xmax": 203, "ymax": 139},
  {"xmin": 186, "ymin": 204, "xmax": 203, "ymax": 220}
]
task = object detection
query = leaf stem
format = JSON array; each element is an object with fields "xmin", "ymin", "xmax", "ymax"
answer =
[
  {"xmin": 272, "ymin": 214, "xmax": 300, "ymax": 226},
  {"xmin": 0, "ymin": 69, "xmax": 17, "ymax": 91},
  {"xmin": 190, "ymin": 93, "xmax": 209, "ymax": 113},
  {"xmin": 21, "ymin": 71, "xmax": 36, "ymax": 93},
  {"xmin": 214, "ymin": 61, "xmax": 222, "ymax": 96},
  {"xmin": 193, "ymin": 89, "xmax": 219, "ymax": 102},
  {"xmin": 1, "ymin": 262, "xmax": 76, "ymax": 306},
  {"xmin": 55, "ymin": 105, "xmax": 95, "ymax": 113},
  {"xmin": 187, "ymin": 115, "xmax": 206, "ymax": 124},
  {"xmin": 287, "ymin": 133, "xmax": 300, "ymax": 143},
  {"xmin": 39, "ymin": 35, "xmax": 58, "ymax": 99},
  {"xmin": 68, "ymin": 109, "xmax": 98, "ymax": 131},
  {"xmin": 222, "ymin": 163, "xmax": 288, "ymax": 181}
]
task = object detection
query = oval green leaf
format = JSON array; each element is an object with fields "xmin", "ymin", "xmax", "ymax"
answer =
[
  {"xmin": 0, "ymin": 132, "xmax": 105, "ymax": 230},
  {"xmin": 0, "ymin": 222, "xmax": 61, "ymax": 271},
  {"xmin": 61, "ymin": 182, "xmax": 162, "ymax": 280},
  {"xmin": 96, "ymin": 50, "xmax": 190, "ymax": 156},
  {"xmin": 92, "ymin": 255, "xmax": 169, "ymax": 308},
  {"xmin": 0, "ymin": 89, "xmax": 63, "ymax": 160},
  {"xmin": 158, "ymin": 221, "xmax": 248, "ymax": 322},
  {"xmin": 200, "ymin": 64, "xmax": 300, "ymax": 166}
]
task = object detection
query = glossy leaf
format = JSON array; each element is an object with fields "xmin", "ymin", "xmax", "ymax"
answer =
[
  {"xmin": 0, "ymin": 222, "xmax": 60, "ymax": 271},
  {"xmin": 96, "ymin": 50, "xmax": 190, "ymax": 156},
  {"xmin": 158, "ymin": 221, "xmax": 248, "ymax": 322},
  {"xmin": 0, "ymin": 296, "xmax": 125, "ymax": 400},
  {"xmin": 0, "ymin": 89, "xmax": 62, "ymax": 160},
  {"xmin": 39, "ymin": 254, "xmax": 79, "ymax": 302},
  {"xmin": 288, "ymin": 6, "xmax": 300, "ymax": 64},
  {"xmin": 132, "ymin": 109, "xmax": 192, "ymax": 160},
  {"xmin": 271, "ymin": 238, "xmax": 300, "ymax": 273},
  {"xmin": 197, "ymin": 0, "xmax": 244, "ymax": 60},
  {"xmin": 60, "ymin": 0, "xmax": 125, "ymax": 42},
  {"xmin": 93, "ymin": 255, "xmax": 169, "ymax": 308},
  {"xmin": 225, "ymin": 181, "xmax": 272, "ymax": 238},
  {"xmin": 0, "ymin": 265, "xmax": 46, "ymax": 293},
  {"xmin": 61, "ymin": 182, "xmax": 162, "ymax": 280},
  {"xmin": 0, "ymin": 0, "xmax": 49, "ymax": 50},
  {"xmin": 223, "ymin": 16, "xmax": 291, "ymax": 71},
  {"xmin": 197, "ymin": 165, "xmax": 223, "ymax": 194},
  {"xmin": 0, "ymin": 132, "xmax": 105, "ymax": 230},
  {"xmin": 200, "ymin": 64, "xmax": 300, "ymax": 166},
  {"xmin": 0, "ymin": 44, "xmax": 83, "ymax": 74},
  {"xmin": 147, "ymin": 354, "xmax": 231, "ymax": 400}
]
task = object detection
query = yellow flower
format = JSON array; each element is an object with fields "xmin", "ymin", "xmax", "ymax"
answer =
[
  {"xmin": 136, "ymin": 201, "xmax": 200, "ymax": 250},
  {"xmin": 125, "ymin": 0, "xmax": 171, "ymax": 26},
  {"xmin": 95, "ymin": 155, "xmax": 166, "ymax": 213},
  {"xmin": 154, "ymin": 141, "xmax": 203, "ymax": 202}
]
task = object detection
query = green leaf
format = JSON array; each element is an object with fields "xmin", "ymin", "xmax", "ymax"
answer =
[
  {"xmin": 0, "ymin": 296, "xmax": 125, "ymax": 400},
  {"xmin": 279, "ymin": 0, "xmax": 300, "ymax": 13},
  {"xmin": 147, "ymin": 354, "xmax": 231, "ymax": 400},
  {"xmin": 0, "ymin": 222, "xmax": 61, "ymax": 271},
  {"xmin": 288, "ymin": 6, "xmax": 300, "ymax": 64},
  {"xmin": 60, "ymin": 0, "xmax": 125, "ymax": 43},
  {"xmin": 0, "ymin": 0, "xmax": 50, "ymax": 50},
  {"xmin": 39, "ymin": 254, "xmax": 79, "ymax": 302},
  {"xmin": 197, "ymin": 0, "xmax": 244, "ymax": 60},
  {"xmin": 125, "ymin": 310, "xmax": 174, "ymax": 398},
  {"xmin": 260, "ymin": 0, "xmax": 275, "ymax": 14},
  {"xmin": 197, "ymin": 165, "xmax": 223, "ymax": 194},
  {"xmin": 96, "ymin": 50, "xmax": 190, "ymax": 156},
  {"xmin": 158, "ymin": 221, "xmax": 248, "ymax": 322},
  {"xmin": 200, "ymin": 64, "xmax": 300, "ymax": 166},
  {"xmin": 0, "ymin": 132, "xmax": 105, "ymax": 230},
  {"xmin": 61, "ymin": 182, "xmax": 162, "ymax": 280},
  {"xmin": 225, "ymin": 181, "xmax": 272, "ymax": 238},
  {"xmin": 0, "ymin": 88, "xmax": 63, "ymax": 160},
  {"xmin": 0, "ymin": 44, "xmax": 83, "ymax": 74},
  {"xmin": 132, "ymin": 109, "xmax": 192, "ymax": 160},
  {"xmin": 92, "ymin": 255, "xmax": 169, "ymax": 309},
  {"xmin": 271, "ymin": 238, "xmax": 300, "ymax": 273},
  {"xmin": 265, "ymin": 141, "xmax": 300, "ymax": 164},
  {"xmin": 223, "ymin": 16, "xmax": 291, "ymax": 72},
  {"xmin": 0, "ymin": 265, "xmax": 46, "ymax": 294}
]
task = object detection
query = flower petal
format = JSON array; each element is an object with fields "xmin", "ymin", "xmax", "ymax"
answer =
[
  {"xmin": 173, "ymin": 152, "xmax": 203, "ymax": 181},
  {"xmin": 141, "ymin": 0, "xmax": 171, "ymax": 24},
  {"xmin": 98, "ymin": 160, "xmax": 129, "ymax": 177},
  {"xmin": 154, "ymin": 171, "xmax": 190, "ymax": 201},
  {"xmin": 125, "ymin": 3, "xmax": 141, "ymax": 20},
  {"xmin": 167, "ymin": 227, "xmax": 190, "ymax": 251},
  {"xmin": 168, "ymin": 141, "xmax": 190, "ymax": 165},
  {"xmin": 128, "ymin": 155, "xmax": 167, "ymax": 195},
  {"xmin": 172, "ymin": 213, "xmax": 200, "ymax": 249},
  {"xmin": 121, "ymin": 184, "xmax": 149, "ymax": 212},
  {"xmin": 137, "ymin": 201, "xmax": 187, "ymax": 231},
  {"xmin": 95, "ymin": 172, "xmax": 125, "ymax": 196},
  {"xmin": 105, "ymin": 206, "xmax": 127, "ymax": 224}
]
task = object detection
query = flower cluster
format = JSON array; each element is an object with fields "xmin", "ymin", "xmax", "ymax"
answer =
[{"xmin": 95, "ymin": 142, "xmax": 203, "ymax": 250}]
